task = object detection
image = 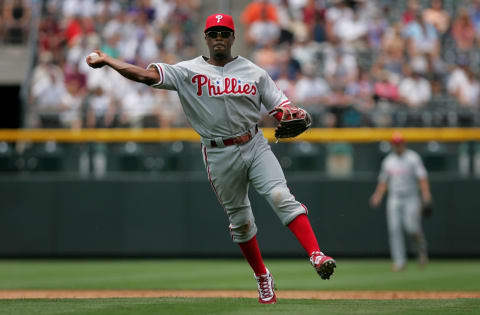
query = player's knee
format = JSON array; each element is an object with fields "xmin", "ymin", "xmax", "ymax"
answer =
[
  {"xmin": 269, "ymin": 186, "xmax": 292, "ymax": 208},
  {"xmin": 229, "ymin": 221, "xmax": 257, "ymax": 243}
]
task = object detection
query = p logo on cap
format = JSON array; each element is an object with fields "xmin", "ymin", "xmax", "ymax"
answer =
[{"xmin": 204, "ymin": 13, "xmax": 235, "ymax": 32}]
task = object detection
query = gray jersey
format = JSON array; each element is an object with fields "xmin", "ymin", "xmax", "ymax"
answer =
[
  {"xmin": 148, "ymin": 56, "xmax": 289, "ymax": 139},
  {"xmin": 379, "ymin": 149, "xmax": 427, "ymax": 196}
]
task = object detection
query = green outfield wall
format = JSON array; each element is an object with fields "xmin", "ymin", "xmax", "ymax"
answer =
[{"xmin": 0, "ymin": 175, "xmax": 478, "ymax": 258}]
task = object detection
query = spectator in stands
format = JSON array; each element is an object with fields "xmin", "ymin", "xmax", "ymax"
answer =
[
  {"xmin": 346, "ymin": 67, "xmax": 374, "ymax": 111},
  {"xmin": 278, "ymin": 45, "xmax": 302, "ymax": 80},
  {"xmin": 447, "ymin": 57, "xmax": 470, "ymax": 97},
  {"xmin": 447, "ymin": 58, "xmax": 480, "ymax": 108},
  {"xmin": 94, "ymin": 0, "xmax": 122, "ymax": 25},
  {"xmin": 451, "ymin": 7, "xmax": 477, "ymax": 53},
  {"xmin": 324, "ymin": 84, "xmax": 352, "ymax": 128},
  {"xmin": 288, "ymin": 0, "xmax": 308, "ymax": 20},
  {"xmin": 120, "ymin": 85, "xmax": 160, "ymax": 128},
  {"xmin": 369, "ymin": 73, "xmax": 396, "ymax": 127},
  {"xmin": 404, "ymin": 12, "xmax": 440, "ymax": 59},
  {"xmin": 290, "ymin": 30, "xmax": 322, "ymax": 71},
  {"xmin": 402, "ymin": 0, "xmax": 420, "ymax": 25},
  {"xmin": 324, "ymin": 48, "xmax": 358, "ymax": 87},
  {"xmin": 241, "ymin": 0, "xmax": 278, "ymax": 27},
  {"xmin": 37, "ymin": 13, "xmax": 63, "ymax": 53},
  {"xmin": 86, "ymin": 86, "xmax": 116, "ymax": 128},
  {"xmin": 59, "ymin": 78, "xmax": 84, "ymax": 129},
  {"xmin": 2, "ymin": 0, "xmax": 31, "ymax": 44},
  {"xmin": 135, "ymin": 27, "xmax": 159, "ymax": 67},
  {"xmin": 422, "ymin": 0, "xmax": 450, "ymax": 38},
  {"xmin": 253, "ymin": 42, "xmax": 281, "ymax": 79},
  {"xmin": 372, "ymin": 51, "xmax": 403, "ymax": 86},
  {"xmin": 276, "ymin": 0, "xmax": 296, "ymax": 45},
  {"xmin": 375, "ymin": 22, "xmax": 406, "ymax": 83},
  {"xmin": 242, "ymin": 0, "xmax": 281, "ymax": 48},
  {"xmin": 470, "ymin": 0, "xmax": 480, "ymax": 38},
  {"xmin": 292, "ymin": 64, "xmax": 330, "ymax": 126},
  {"xmin": 62, "ymin": 0, "xmax": 96, "ymax": 18},
  {"xmin": 64, "ymin": 61, "xmax": 87, "ymax": 93},
  {"xmin": 382, "ymin": 22, "xmax": 406, "ymax": 56},
  {"xmin": 325, "ymin": 0, "xmax": 354, "ymax": 43},
  {"xmin": 275, "ymin": 68, "xmax": 296, "ymax": 100},
  {"xmin": 154, "ymin": 89, "xmax": 186, "ymax": 128},
  {"xmin": 398, "ymin": 66, "xmax": 432, "ymax": 109},
  {"xmin": 302, "ymin": 0, "xmax": 326, "ymax": 44},
  {"xmin": 30, "ymin": 52, "xmax": 66, "ymax": 128},
  {"xmin": 367, "ymin": 8, "xmax": 389, "ymax": 51},
  {"xmin": 332, "ymin": 6, "xmax": 368, "ymax": 51},
  {"xmin": 373, "ymin": 70, "xmax": 399, "ymax": 104},
  {"xmin": 293, "ymin": 65, "xmax": 330, "ymax": 109},
  {"xmin": 63, "ymin": 14, "xmax": 96, "ymax": 48},
  {"xmin": 309, "ymin": 8, "xmax": 327, "ymax": 44},
  {"xmin": 458, "ymin": 70, "xmax": 480, "ymax": 108}
]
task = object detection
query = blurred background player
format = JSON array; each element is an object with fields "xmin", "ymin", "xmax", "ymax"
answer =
[{"xmin": 370, "ymin": 132, "xmax": 432, "ymax": 271}]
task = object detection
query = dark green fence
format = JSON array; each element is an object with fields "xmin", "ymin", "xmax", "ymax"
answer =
[{"xmin": 0, "ymin": 174, "xmax": 478, "ymax": 257}]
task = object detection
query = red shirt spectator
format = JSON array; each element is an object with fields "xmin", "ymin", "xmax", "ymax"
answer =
[
  {"xmin": 402, "ymin": 0, "xmax": 420, "ymax": 25},
  {"xmin": 64, "ymin": 16, "xmax": 83, "ymax": 45},
  {"xmin": 241, "ymin": 0, "xmax": 278, "ymax": 25}
]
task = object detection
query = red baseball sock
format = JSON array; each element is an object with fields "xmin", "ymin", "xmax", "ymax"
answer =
[
  {"xmin": 288, "ymin": 214, "xmax": 320, "ymax": 256},
  {"xmin": 238, "ymin": 235, "xmax": 267, "ymax": 276}
]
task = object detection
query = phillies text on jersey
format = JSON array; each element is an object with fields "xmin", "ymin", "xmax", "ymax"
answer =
[
  {"xmin": 147, "ymin": 56, "xmax": 289, "ymax": 140},
  {"xmin": 191, "ymin": 75, "xmax": 257, "ymax": 97}
]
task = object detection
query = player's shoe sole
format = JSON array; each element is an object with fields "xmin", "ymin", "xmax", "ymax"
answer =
[{"xmin": 315, "ymin": 259, "xmax": 336, "ymax": 280}]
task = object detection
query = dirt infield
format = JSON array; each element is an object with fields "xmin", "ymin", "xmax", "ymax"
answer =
[{"xmin": 1, "ymin": 290, "xmax": 480, "ymax": 300}]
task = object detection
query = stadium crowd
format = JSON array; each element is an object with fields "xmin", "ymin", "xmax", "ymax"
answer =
[
  {"xmin": 2, "ymin": 0, "xmax": 480, "ymax": 128},
  {"xmin": 25, "ymin": 0, "xmax": 199, "ymax": 128},
  {"xmin": 246, "ymin": 0, "xmax": 480, "ymax": 128}
]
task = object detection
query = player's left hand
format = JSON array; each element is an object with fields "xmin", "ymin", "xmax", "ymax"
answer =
[{"xmin": 272, "ymin": 104, "xmax": 312, "ymax": 139}]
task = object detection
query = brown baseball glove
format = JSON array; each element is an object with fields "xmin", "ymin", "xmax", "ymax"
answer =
[{"xmin": 272, "ymin": 104, "xmax": 312, "ymax": 139}]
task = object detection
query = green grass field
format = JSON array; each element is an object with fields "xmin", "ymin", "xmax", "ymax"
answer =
[{"xmin": 0, "ymin": 259, "xmax": 479, "ymax": 314}]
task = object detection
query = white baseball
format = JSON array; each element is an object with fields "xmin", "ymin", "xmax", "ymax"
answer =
[{"xmin": 88, "ymin": 52, "xmax": 99, "ymax": 61}]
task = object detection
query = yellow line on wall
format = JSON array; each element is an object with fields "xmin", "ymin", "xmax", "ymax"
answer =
[{"xmin": 0, "ymin": 128, "xmax": 479, "ymax": 142}]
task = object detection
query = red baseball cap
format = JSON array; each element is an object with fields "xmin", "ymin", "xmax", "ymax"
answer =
[
  {"xmin": 391, "ymin": 132, "xmax": 405, "ymax": 145},
  {"xmin": 204, "ymin": 13, "xmax": 235, "ymax": 32}
]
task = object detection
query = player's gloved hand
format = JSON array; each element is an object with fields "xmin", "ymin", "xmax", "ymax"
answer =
[
  {"xmin": 272, "ymin": 104, "xmax": 312, "ymax": 140},
  {"xmin": 421, "ymin": 200, "xmax": 433, "ymax": 218}
]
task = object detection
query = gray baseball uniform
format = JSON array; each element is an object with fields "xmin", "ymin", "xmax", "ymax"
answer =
[
  {"xmin": 378, "ymin": 148, "xmax": 428, "ymax": 268},
  {"xmin": 148, "ymin": 56, "xmax": 307, "ymax": 242}
]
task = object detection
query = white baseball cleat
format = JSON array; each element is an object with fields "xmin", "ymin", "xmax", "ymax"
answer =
[
  {"xmin": 254, "ymin": 269, "xmax": 277, "ymax": 304},
  {"xmin": 310, "ymin": 251, "xmax": 336, "ymax": 280}
]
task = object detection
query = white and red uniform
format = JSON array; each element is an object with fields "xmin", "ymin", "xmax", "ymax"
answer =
[
  {"xmin": 148, "ymin": 56, "xmax": 307, "ymax": 242},
  {"xmin": 378, "ymin": 148, "xmax": 428, "ymax": 268}
]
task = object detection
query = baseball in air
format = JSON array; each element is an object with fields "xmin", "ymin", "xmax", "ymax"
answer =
[{"xmin": 88, "ymin": 52, "xmax": 99, "ymax": 61}]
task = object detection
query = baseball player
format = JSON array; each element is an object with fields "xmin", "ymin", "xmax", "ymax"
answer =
[
  {"xmin": 370, "ymin": 132, "xmax": 432, "ymax": 272},
  {"xmin": 86, "ymin": 13, "xmax": 335, "ymax": 304}
]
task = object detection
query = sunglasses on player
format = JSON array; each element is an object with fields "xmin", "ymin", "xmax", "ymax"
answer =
[{"xmin": 205, "ymin": 31, "xmax": 233, "ymax": 39}]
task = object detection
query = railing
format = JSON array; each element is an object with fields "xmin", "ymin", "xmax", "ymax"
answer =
[{"xmin": 0, "ymin": 128, "xmax": 479, "ymax": 143}]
